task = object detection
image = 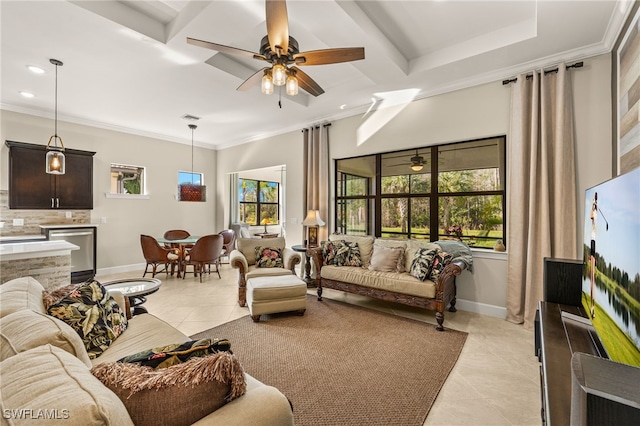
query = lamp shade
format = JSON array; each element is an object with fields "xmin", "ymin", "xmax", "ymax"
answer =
[
  {"xmin": 46, "ymin": 149, "xmax": 65, "ymax": 175},
  {"xmin": 302, "ymin": 210, "xmax": 325, "ymax": 226},
  {"xmin": 178, "ymin": 184, "xmax": 206, "ymax": 201}
]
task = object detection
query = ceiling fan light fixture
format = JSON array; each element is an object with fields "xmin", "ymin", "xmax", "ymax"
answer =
[
  {"xmin": 272, "ymin": 63, "xmax": 286, "ymax": 86},
  {"xmin": 286, "ymin": 72, "xmax": 298, "ymax": 96},
  {"xmin": 410, "ymin": 163, "xmax": 424, "ymax": 172},
  {"xmin": 261, "ymin": 70, "xmax": 274, "ymax": 94}
]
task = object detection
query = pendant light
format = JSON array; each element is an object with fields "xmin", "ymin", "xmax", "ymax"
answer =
[
  {"xmin": 178, "ymin": 124, "xmax": 206, "ymax": 202},
  {"xmin": 45, "ymin": 59, "xmax": 65, "ymax": 174}
]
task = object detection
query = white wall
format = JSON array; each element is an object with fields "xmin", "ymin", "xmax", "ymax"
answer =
[
  {"xmin": 215, "ymin": 53, "xmax": 613, "ymax": 317},
  {"xmin": 1, "ymin": 52, "xmax": 613, "ymax": 314},
  {"xmin": 0, "ymin": 110, "xmax": 217, "ymax": 272}
]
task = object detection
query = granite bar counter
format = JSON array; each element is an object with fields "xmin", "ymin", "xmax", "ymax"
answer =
[{"xmin": 0, "ymin": 240, "xmax": 79, "ymax": 289}]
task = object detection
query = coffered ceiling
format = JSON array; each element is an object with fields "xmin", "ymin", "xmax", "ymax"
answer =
[{"xmin": 0, "ymin": 1, "xmax": 632, "ymax": 149}]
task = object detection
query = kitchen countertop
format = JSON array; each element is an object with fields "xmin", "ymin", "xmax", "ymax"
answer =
[
  {"xmin": 39, "ymin": 224, "xmax": 98, "ymax": 229},
  {"xmin": 0, "ymin": 235, "xmax": 47, "ymax": 243},
  {"xmin": 0, "ymin": 240, "xmax": 79, "ymax": 261}
]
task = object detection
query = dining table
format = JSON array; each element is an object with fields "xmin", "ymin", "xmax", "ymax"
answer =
[{"xmin": 156, "ymin": 236, "xmax": 200, "ymax": 277}]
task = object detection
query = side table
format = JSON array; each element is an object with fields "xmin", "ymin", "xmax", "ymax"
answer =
[
  {"xmin": 103, "ymin": 277, "xmax": 162, "ymax": 315},
  {"xmin": 292, "ymin": 244, "xmax": 315, "ymax": 287}
]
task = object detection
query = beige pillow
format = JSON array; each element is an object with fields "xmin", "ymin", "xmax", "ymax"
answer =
[
  {"xmin": 368, "ymin": 245, "xmax": 405, "ymax": 272},
  {"xmin": 91, "ymin": 351, "xmax": 246, "ymax": 426},
  {"xmin": 0, "ymin": 276, "xmax": 46, "ymax": 318},
  {"xmin": 0, "ymin": 345, "xmax": 133, "ymax": 425},
  {"xmin": 374, "ymin": 239, "xmax": 407, "ymax": 272},
  {"xmin": 0, "ymin": 309, "xmax": 91, "ymax": 367}
]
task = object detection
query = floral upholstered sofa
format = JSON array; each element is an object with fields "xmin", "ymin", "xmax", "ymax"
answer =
[
  {"xmin": 0, "ymin": 276, "xmax": 294, "ymax": 425},
  {"xmin": 308, "ymin": 235, "xmax": 472, "ymax": 331}
]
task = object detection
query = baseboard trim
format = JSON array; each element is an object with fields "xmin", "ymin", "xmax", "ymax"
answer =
[
  {"xmin": 96, "ymin": 263, "xmax": 144, "ymax": 277},
  {"xmin": 456, "ymin": 298, "xmax": 506, "ymax": 319}
]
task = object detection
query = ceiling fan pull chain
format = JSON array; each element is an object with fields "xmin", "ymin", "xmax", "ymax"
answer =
[{"xmin": 278, "ymin": 86, "xmax": 282, "ymax": 109}]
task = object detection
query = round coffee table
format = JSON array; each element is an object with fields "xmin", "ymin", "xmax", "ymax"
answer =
[{"xmin": 103, "ymin": 277, "xmax": 162, "ymax": 315}]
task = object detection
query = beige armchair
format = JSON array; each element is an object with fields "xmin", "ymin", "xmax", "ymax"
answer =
[{"xmin": 230, "ymin": 237, "xmax": 301, "ymax": 307}]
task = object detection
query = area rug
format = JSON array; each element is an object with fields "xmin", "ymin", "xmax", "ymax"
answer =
[{"xmin": 192, "ymin": 295, "xmax": 467, "ymax": 426}]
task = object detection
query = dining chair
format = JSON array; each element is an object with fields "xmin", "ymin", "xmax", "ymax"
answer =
[
  {"xmin": 218, "ymin": 229, "xmax": 236, "ymax": 264},
  {"xmin": 163, "ymin": 229, "xmax": 190, "ymax": 240},
  {"xmin": 140, "ymin": 235, "xmax": 180, "ymax": 278},
  {"xmin": 182, "ymin": 234, "xmax": 224, "ymax": 282}
]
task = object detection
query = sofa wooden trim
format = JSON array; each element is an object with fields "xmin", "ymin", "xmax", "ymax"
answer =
[{"xmin": 308, "ymin": 247, "xmax": 465, "ymax": 331}]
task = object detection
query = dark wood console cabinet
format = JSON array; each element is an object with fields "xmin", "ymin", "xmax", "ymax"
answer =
[
  {"xmin": 6, "ymin": 140, "xmax": 95, "ymax": 209},
  {"xmin": 538, "ymin": 301, "xmax": 605, "ymax": 425}
]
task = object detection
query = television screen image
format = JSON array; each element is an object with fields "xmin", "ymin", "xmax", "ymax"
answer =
[{"xmin": 581, "ymin": 167, "xmax": 640, "ymax": 367}]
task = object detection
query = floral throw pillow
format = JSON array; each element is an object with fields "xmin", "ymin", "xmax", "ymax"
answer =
[
  {"xmin": 321, "ymin": 240, "xmax": 339, "ymax": 265},
  {"xmin": 118, "ymin": 338, "xmax": 232, "ymax": 369},
  {"xmin": 255, "ymin": 246, "xmax": 284, "ymax": 268},
  {"xmin": 409, "ymin": 248, "xmax": 439, "ymax": 281},
  {"xmin": 334, "ymin": 241, "xmax": 363, "ymax": 267},
  {"xmin": 428, "ymin": 251, "xmax": 453, "ymax": 282},
  {"xmin": 47, "ymin": 280, "xmax": 128, "ymax": 359}
]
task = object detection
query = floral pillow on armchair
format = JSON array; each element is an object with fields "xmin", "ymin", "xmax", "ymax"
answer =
[{"xmin": 255, "ymin": 246, "xmax": 284, "ymax": 268}]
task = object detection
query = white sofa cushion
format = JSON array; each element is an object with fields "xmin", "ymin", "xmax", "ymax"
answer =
[
  {"xmin": 321, "ymin": 265, "xmax": 437, "ymax": 299},
  {"xmin": 93, "ymin": 313, "xmax": 189, "ymax": 365},
  {"xmin": 0, "ymin": 276, "xmax": 46, "ymax": 318},
  {"xmin": 0, "ymin": 309, "xmax": 92, "ymax": 367},
  {"xmin": 0, "ymin": 345, "xmax": 133, "ymax": 425}
]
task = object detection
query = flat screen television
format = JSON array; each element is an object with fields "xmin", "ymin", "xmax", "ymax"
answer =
[{"xmin": 581, "ymin": 167, "xmax": 640, "ymax": 367}]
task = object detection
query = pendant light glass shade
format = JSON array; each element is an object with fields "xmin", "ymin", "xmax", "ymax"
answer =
[
  {"xmin": 272, "ymin": 63, "xmax": 286, "ymax": 86},
  {"xmin": 410, "ymin": 163, "xmax": 423, "ymax": 172},
  {"xmin": 261, "ymin": 70, "xmax": 274, "ymax": 95},
  {"xmin": 286, "ymin": 73, "xmax": 298, "ymax": 96},
  {"xmin": 46, "ymin": 59, "xmax": 66, "ymax": 175},
  {"xmin": 178, "ymin": 124, "xmax": 206, "ymax": 202}
]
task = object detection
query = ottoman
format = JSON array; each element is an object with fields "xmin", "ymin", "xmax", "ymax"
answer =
[{"xmin": 246, "ymin": 275, "xmax": 307, "ymax": 322}]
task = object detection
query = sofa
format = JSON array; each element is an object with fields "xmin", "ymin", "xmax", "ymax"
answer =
[
  {"xmin": 308, "ymin": 235, "xmax": 472, "ymax": 331},
  {"xmin": 230, "ymin": 237, "xmax": 301, "ymax": 307},
  {"xmin": 0, "ymin": 277, "xmax": 294, "ymax": 426}
]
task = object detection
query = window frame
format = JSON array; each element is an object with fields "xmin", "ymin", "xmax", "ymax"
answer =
[
  {"xmin": 238, "ymin": 178, "xmax": 280, "ymax": 226},
  {"xmin": 109, "ymin": 163, "xmax": 146, "ymax": 196},
  {"xmin": 334, "ymin": 135, "xmax": 506, "ymax": 249}
]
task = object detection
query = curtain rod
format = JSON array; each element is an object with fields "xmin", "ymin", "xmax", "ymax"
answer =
[
  {"xmin": 502, "ymin": 61, "xmax": 584, "ymax": 85},
  {"xmin": 301, "ymin": 123, "xmax": 332, "ymax": 132}
]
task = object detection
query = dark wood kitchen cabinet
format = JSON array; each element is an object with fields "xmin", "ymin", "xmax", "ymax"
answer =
[{"xmin": 6, "ymin": 140, "xmax": 95, "ymax": 209}]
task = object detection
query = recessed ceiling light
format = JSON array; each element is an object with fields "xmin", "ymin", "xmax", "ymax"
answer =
[
  {"xmin": 19, "ymin": 91, "xmax": 35, "ymax": 98},
  {"xmin": 26, "ymin": 65, "xmax": 45, "ymax": 74},
  {"xmin": 340, "ymin": 104, "xmax": 347, "ymax": 110}
]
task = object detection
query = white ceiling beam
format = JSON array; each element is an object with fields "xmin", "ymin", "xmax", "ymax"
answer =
[{"xmin": 166, "ymin": 0, "xmax": 214, "ymax": 43}]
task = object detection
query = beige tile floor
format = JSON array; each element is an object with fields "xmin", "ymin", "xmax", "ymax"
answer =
[{"xmin": 97, "ymin": 264, "xmax": 541, "ymax": 426}]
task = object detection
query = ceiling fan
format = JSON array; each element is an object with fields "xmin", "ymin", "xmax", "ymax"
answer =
[
  {"xmin": 388, "ymin": 150, "xmax": 425, "ymax": 172},
  {"xmin": 187, "ymin": 0, "xmax": 364, "ymax": 97}
]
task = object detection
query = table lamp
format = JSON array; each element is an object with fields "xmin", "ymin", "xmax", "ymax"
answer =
[
  {"xmin": 302, "ymin": 210, "xmax": 325, "ymax": 247},
  {"xmin": 260, "ymin": 218, "xmax": 271, "ymax": 233}
]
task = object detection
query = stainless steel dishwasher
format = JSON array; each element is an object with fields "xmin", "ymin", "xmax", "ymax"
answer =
[{"xmin": 45, "ymin": 227, "xmax": 97, "ymax": 283}]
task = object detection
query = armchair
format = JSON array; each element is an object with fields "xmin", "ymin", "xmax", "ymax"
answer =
[{"xmin": 230, "ymin": 237, "xmax": 301, "ymax": 307}]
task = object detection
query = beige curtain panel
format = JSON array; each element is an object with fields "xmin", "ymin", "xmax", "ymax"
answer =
[
  {"xmin": 303, "ymin": 125, "xmax": 330, "ymax": 243},
  {"xmin": 506, "ymin": 66, "xmax": 578, "ymax": 329}
]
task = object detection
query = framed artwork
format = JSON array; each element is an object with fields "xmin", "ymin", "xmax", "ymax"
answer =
[
  {"xmin": 307, "ymin": 226, "xmax": 318, "ymax": 247},
  {"xmin": 616, "ymin": 3, "xmax": 640, "ymax": 174}
]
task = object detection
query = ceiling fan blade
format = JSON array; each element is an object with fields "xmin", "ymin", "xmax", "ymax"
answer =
[
  {"xmin": 187, "ymin": 37, "xmax": 265, "ymax": 61},
  {"xmin": 291, "ymin": 66, "xmax": 324, "ymax": 97},
  {"xmin": 294, "ymin": 47, "xmax": 365, "ymax": 65},
  {"xmin": 266, "ymin": 0, "xmax": 289, "ymax": 55},
  {"xmin": 237, "ymin": 67, "xmax": 269, "ymax": 92}
]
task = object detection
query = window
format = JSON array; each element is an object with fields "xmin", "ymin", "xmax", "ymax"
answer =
[
  {"xmin": 110, "ymin": 164, "xmax": 145, "ymax": 195},
  {"xmin": 178, "ymin": 171, "xmax": 204, "ymax": 186},
  {"xmin": 335, "ymin": 136, "xmax": 506, "ymax": 249},
  {"xmin": 238, "ymin": 178, "xmax": 279, "ymax": 226}
]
